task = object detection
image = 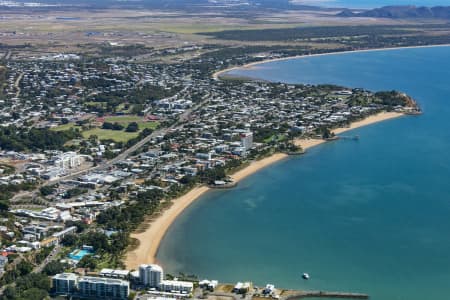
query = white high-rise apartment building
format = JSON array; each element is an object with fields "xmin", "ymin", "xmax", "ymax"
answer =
[
  {"xmin": 139, "ymin": 264, "xmax": 164, "ymax": 288},
  {"xmin": 240, "ymin": 132, "xmax": 253, "ymax": 151}
]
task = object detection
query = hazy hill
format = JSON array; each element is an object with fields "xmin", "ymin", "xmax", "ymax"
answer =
[
  {"xmin": 1, "ymin": 0, "xmax": 303, "ymax": 9},
  {"xmin": 337, "ymin": 5, "xmax": 450, "ymax": 19}
]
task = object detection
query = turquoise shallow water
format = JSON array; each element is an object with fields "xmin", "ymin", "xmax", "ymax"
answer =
[{"xmin": 157, "ymin": 46, "xmax": 450, "ymax": 299}]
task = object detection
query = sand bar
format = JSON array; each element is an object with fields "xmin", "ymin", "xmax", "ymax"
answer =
[{"xmin": 124, "ymin": 112, "xmax": 405, "ymax": 270}]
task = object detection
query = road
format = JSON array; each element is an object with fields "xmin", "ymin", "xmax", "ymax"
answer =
[
  {"xmin": 14, "ymin": 72, "xmax": 23, "ymax": 98},
  {"xmin": 33, "ymin": 245, "xmax": 62, "ymax": 274},
  {"xmin": 4, "ymin": 50, "xmax": 12, "ymax": 60}
]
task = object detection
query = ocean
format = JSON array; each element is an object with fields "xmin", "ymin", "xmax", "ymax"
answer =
[{"xmin": 157, "ymin": 46, "xmax": 450, "ymax": 300}]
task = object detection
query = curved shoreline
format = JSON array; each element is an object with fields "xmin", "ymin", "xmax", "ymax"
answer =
[
  {"xmin": 125, "ymin": 37, "xmax": 432, "ymax": 270},
  {"xmin": 212, "ymin": 43, "xmax": 450, "ymax": 80},
  {"xmin": 124, "ymin": 111, "xmax": 405, "ymax": 270}
]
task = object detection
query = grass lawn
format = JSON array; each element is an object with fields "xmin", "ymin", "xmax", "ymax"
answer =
[
  {"xmin": 52, "ymin": 115, "xmax": 159, "ymax": 143},
  {"xmin": 50, "ymin": 123, "xmax": 77, "ymax": 131},
  {"xmin": 95, "ymin": 253, "xmax": 118, "ymax": 270},
  {"xmin": 139, "ymin": 121, "xmax": 159, "ymax": 130},
  {"xmin": 116, "ymin": 103, "xmax": 133, "ymax": 113},
  {"xmin": 264, "ymin": 134, "xmax": 287, "ymax": 143},
  {"xmin": 104, "ymin": 115, "xmax": 160, "ymax": 131},
  {"xmin": 82, "ymin": 128, "xmax": 139, "ymax": 143},
  {"xmin": 104, "ymin": 116, "xmax": 142, "ymax": 123}
]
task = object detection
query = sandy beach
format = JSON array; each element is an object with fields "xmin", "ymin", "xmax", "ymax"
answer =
[
  {"xmin": 333, "ymin": 111, "xmax": 404, "ymax": 134},
  {"xmin": 212, "ymin": 44, "xmax": 450, "ymax": 80},
  {"xmin": 124, "ymin": 111, "xmax": 404, "ymax": 270},
  {"xmin": 125, "ymin": 186, "xmax": 211, "ymax": 270},
  {"xmin": 124, "ymin": 153, "xmax": 290, "ymax": 270},
  {"xmin": 294, "ymin": 111, "xmax": 405, "ymax": 149}
]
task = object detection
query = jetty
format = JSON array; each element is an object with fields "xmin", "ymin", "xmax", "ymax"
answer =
[
  {"xmin": 324, "ymin": 136, "xmax": 340, "ymax": 141},
  {"xmin": 212, "ymin": 284, "xmax": 369, "ymax": 300},
  {"xmin": 282, "ymin": 290, "xmax": 369, "ymax": 299},
  {"xmin": 286, "ymin": 149, "xmax": 306, "ymax": 155},
  {"xmin": 208, "ymin": 180, "xmax": 237, "ymax": 189},
  {"xmin": 339, "ymin": 135, "xmax": 360, "ymax": 141}
]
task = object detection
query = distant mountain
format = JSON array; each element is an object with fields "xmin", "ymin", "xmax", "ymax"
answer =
[
  {"xmin": 337, "ymin": 5, "xmax": 450, "ymax": 19},
  {"xmin": 0, "ymin": 0, "xmax": 303, "ymax": 10}
]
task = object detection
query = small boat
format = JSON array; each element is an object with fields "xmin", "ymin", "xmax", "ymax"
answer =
[{"xmin": 302, "ymin": 273, "xmax": 310, "ymax": 280}]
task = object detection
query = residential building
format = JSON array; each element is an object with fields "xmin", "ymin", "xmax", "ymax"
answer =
[
  {"xmin": 53, "ymin": 152, "xmax": 89, "ymax": 169},
  {"xmin": 52, "ymin": 226, "xmax": 77, "ymax": 241},
  {"xmin": 52, "ymin": 273, "xmax": 78, "ymax": 295},
  {"xmin": 139, "ymin": 264, "xmax": 163, "ymax": 288},
  {"xmin": 159, "ymin": 280, "xmax": 193, "ymax": 294},
  {"xmin": 78, "ymin": 276, "xmax": 129, "ymax": 300},
  {"xmin": 99, "ymin": 268, "xmax": 130, "ymax": 279},
  {"xmin": 240, "ymin": 132, "xmax": 253, "ymax": 151}
]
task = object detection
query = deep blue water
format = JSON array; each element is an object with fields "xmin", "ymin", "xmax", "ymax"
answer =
[
  {"xmin": 297, "ymin": 0, "xmax": 450, "ymax": 8},
  {"xmin": 157, "ymin": 46, "xmax": 450, "ymax": 300}
]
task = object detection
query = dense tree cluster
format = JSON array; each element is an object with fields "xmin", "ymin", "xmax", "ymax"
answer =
[
  {"xmin": 62, "ymin": 188, "xmax": 88, "ymax": 199},
  {"xmin": 125, "ymin": 122, "xmax": 139, "ymax": 132},
  {"xmin": 39, "ymin": 185, "xmax": 56, "ymax": 197},
  {"xmin": 97, "ymin": 189, "xmax": 164, "ymax": 231},
  {"xmin": 0, "ymin": 127, "xmax": 80, "ymax": 151},
  {"xmin": 42, "ymin": 261, "xmax": 67, "ymax": 276},
  {"xmin": 202, "ymin": 24, "xmax": 450, "ymax": 46},
  {"xmin": 102, "ymin": 122, "xmax": 124, "ymax": 130},
  {"xmin": 1, "ymin": 273, "xmax": 50, "ymax": 300},
  {"xmin": 198, "ymin": 167, "xmax": 226, "ymax": 184},
  {"xmin": 0, "ymin": 182, "xmax": 36, "ymax": 202},
  {"xmin": 375, "ymin": 91, "xmax": 413, "ymax": 107},
  {"xmin": 0, "ymin": 260, "xmax": 34, "ymax": 286},
  {"xmin": 202, "ymin": 25, "xmax": 411, "ymax": 41},
  {"xmin": 83, "ymin": 83, "xmax": 180, "ymax": 114}
]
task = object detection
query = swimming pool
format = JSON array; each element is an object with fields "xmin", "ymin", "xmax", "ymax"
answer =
[{"xmin": 68, "ymin": 249, "xmax": 92, "ymax": 261}]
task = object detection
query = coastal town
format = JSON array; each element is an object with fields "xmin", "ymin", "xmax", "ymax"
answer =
[
  {"xmin": 0, "ymin": 47, "xmax": 420, "ymax": 299},
  {"xmin": 0, "ymin": 0, "xmax": 433, "ymax": 295},
  {"xmin": 5, "ymin": 0, "xmax": 450, "ymax": 297}
]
